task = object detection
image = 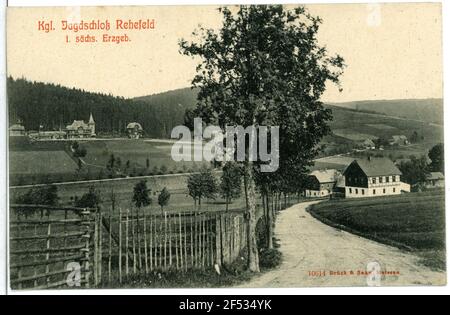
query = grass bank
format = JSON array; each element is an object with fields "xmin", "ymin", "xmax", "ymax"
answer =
[{"xmin": 307, "ymin": 190, "xmax": 446, "ymax": 271}]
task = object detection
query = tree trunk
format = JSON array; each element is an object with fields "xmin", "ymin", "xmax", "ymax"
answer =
[
  {"xmin": 226, "ymin": 197, "xmax": 229, "ymax": 212},
  {"xmin": 266, "ymin": 193, "xmax": 273, "ymax": 249},
  {"xmin": 244, "ymin": 162, "xmax": 260, "ymax": 273}
]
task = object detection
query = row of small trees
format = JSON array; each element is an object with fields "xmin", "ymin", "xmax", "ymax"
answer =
[{"xmin": 186, "ymin": 163, "xmax": 242, "ymax": 211}]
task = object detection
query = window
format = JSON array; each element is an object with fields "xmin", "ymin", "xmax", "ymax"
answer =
[
  {"xmin": 362, "ymin": 189, "xmax": 365, "ymax": 195},
  {"xmin": 393, "ymin": 176, "xmax": 397, "ymax": 183},
  {"xmin": 387, "ymin": 176, "xmax": 391, "ymax": 183},
  {"xmin": 393, "ymin": 188, "xmax": 396, "ymax": 193},
  {"xmin": 373, "ymin": 189, "xmax": 376, "ymax": 195},
  {"xmin": 349, "ymin": 188, "xmax": 352, "ymax": 194},
  {"xmin": 372, "ymin": 178, "xmax": 376, "ymax": 184},
  {"xmin": 356, "ymin": 189, "xmax": 358, "ymax": 194},
  {"xmin": 383, "ymin": 189, "xmax": 386, "ymax": 194}
]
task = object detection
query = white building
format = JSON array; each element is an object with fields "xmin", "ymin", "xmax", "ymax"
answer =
[{"xmin": 343, "ymin": 157, "xmax": 410, "ymax": 198}]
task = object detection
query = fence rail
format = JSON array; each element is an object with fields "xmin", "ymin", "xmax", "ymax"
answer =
[{"xmin": 9, "ymin": 204, "xmax": 93, "ymax": 290}]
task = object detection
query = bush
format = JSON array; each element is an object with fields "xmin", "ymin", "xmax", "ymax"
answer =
[{"xmin": 259, "ymin": 248, "xmax": 282, "ymax": 270}]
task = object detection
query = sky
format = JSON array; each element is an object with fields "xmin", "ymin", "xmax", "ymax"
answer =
[{"xmin": 7, "ymin": 3, "xmax": 443, "ymax": 102}]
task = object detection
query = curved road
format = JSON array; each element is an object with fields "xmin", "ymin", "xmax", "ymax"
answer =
[{"xmin": 240, "ymin": 201, "xmax": 446, "ymax": 287}]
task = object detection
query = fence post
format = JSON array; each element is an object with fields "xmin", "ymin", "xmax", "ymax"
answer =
[
  {"xmin": 98, "ymin": 211, "xmax": 103, "ymax": 285},
  {"xmin": 125, "ymin": 209, "xmax": 129, "ymax": 276},
  {"xmin": 164, "ymin": 212, "xmax": 168, "ymax": 270},
  {"xmin": 93, "ymin": 213, "xmax": 98, "ymax": 286},
  {"xmin": 178, "ymin": 213, "xmax": 183, "ymax": 271},
  {"xmin": 108, "ymin": 214, "xmax": 112, "ymax": 283},
  {"xmin": 119, "ymin": 208, "xmax": 122, "ymax": 283},
  {"xmin": 143, "ymin": 213, "xmax": 148, "ymax": 274},
  {"xmin": 215, "ymin": 214, "xmax": 222, "ymax": 267},
  {"xmin": 82, "ymin": 208, "xmax": 91, "ymax": 288}
]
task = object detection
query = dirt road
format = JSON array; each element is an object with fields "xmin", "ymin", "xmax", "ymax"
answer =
[{"xmin": 239, "ymin": 201, "xmax": 446, "ymax": 287}]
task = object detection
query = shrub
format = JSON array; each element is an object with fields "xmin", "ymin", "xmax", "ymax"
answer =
[{"xmin": 259, "ymin": 248, "xmax": 282, "ymax": 270}]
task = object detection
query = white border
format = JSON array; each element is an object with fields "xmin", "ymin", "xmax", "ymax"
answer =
[{"xmin": 2, "ymin": 0, "xmax": 449, "ymax": 295}]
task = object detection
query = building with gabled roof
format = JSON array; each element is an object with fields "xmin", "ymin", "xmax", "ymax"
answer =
[
  {"xmin": 342, "ymin": 157, "xmax": 410, "ymax": 198},
  {"xmin": 422, "ymin": 172, "xmax": 445, "ymax": 189},
  {"xmin": 127, "ymin": 122, "xmax": 143, "ymax": 139},
  {"xmin": 66, "ymin": 113, "xmax": 96, "ymax": 139},
  {"xmin": 304, "ymin": 169, "xmax": 341, "ymax": 198}
]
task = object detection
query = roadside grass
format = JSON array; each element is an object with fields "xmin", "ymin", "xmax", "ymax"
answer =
[{"xmin": 308, "ymin": 190, "xmax": 446, "ymax": 271}]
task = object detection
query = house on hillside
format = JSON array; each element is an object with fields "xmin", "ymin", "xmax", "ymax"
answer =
[
  {"xmin": 66, "ymin": 113, "xmax": 96, "ymax": 139},
  {"xmin": 389, "ymin": 135, "xmax": 409, "ymax": 146},
  {"xmin": 127, "ymin": 122, "xmax": 144, "ymax": 139},
  {"xmin": 356, "ymin": 138, "xmax": 376, "ymax": 150},
  {"xmin": 422, "ymin": 172, "xmax": 445, "ymax": 189},
  {"xmin": 304, "ymin": 169, "xmax": 341, "ymax": 198},
  {"xmin": 343, "ymin": 157, "xmax": 410, "ymax": 198}
]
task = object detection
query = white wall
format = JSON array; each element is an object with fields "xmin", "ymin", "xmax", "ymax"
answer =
[{"xmin": 345, "ymin": 184, "xmax": 403, "ymax": 198}]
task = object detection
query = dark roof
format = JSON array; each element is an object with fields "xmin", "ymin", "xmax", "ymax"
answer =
[{"xmin": 344, "ymin": 157, "xmax": 402, "ymax": 177}]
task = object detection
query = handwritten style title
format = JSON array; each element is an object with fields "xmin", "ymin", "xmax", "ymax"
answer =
[{"xmin": 38, "ymin": 19, "xmax": 155, "ymax": 33}]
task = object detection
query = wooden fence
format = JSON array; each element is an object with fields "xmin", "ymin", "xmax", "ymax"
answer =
[
  {"xmin": 92, "ymin": 209, "xmax": 248, "ymax": 286},
  {"xmin": 9, "ymin": 193, "xmax": 301, "ymax": 289},
  {"xmin": 9, "ymin": 205, "xmax": 94, "ymax": 290}
]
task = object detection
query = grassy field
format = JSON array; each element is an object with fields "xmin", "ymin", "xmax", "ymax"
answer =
[
  {"xmin": 308, "ymin": 190, "xmax": 446, "ymax": 271},
  {"xmin": 9, "ymin": 138, "xmax": 208, "ymax": 185},
  {"xmin": 333, "ymin": 129, "xmax": 379, "ymax": 141}
]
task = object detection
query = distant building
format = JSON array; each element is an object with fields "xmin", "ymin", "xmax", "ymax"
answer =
[
  {"xmin": 9, "ymin": 124, "xmax": 26, "ymax": 136},
  {"xmin": 66, "ymin": 113, "xmax": 96, "ymax": 139},
  {"xmin": 343, "ymin": 157, "xmax": 410, "ymax": 198},
  {"xmin": 29, "ymin": 131, "xmax": 66, "ymax": 140},
  {"xmin": 389, "ymin": 135, "xmax": 409, "ymax": 146},
  {"xmin": 357, "ymin": 139, "xmax": 376, "ymax": 150},
  {"xmin": 423, "ymin": 172, "xmax": 445, "ymax": 189},
  {"xmin": 127, "ymin": 122, "xmax": 143, "ymax": 139},
  {"xmin": 304, "ymin": 169, "xmax": 341, "ymax": 198}
]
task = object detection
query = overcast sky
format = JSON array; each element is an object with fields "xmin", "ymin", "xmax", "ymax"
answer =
[{"xmin": 7, "ymin": 3, "xmax": 443, "ymax": 102}]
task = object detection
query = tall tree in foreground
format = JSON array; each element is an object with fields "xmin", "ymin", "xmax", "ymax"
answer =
[{"xmin": 180, "ymin": 5, "xmax": 344, "ymax": 272}]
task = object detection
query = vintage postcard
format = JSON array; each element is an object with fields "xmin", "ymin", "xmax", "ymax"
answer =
[{"xmin": 6, "ymin": 3, "xmax": 445, "ymax": 290}]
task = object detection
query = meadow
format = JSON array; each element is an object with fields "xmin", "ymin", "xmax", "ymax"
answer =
[{"xmin": 308, "ymin": 190, "xmax": 446, "ymax": 270}]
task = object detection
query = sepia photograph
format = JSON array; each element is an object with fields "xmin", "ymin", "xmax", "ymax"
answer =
[{"xmin": 5, "ymin": 2, "xmax": 446, "ymax": 292}]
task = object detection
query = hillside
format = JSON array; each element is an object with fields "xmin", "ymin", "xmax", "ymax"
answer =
[
  {"xmin": 8, "ymin": 78, "xmax": 443, "ymax": 148},
  {"xmin": 7, "ymin": 77, "xmax": 195, "ymax": 139},
  {"xmin": 328, "ymin": 99, "xmax": 443, "ymax": 125}
]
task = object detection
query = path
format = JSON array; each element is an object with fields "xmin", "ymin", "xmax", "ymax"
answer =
[{"xmin": 239, "ymin": 201, "xmax": 446, "ymax": 287}]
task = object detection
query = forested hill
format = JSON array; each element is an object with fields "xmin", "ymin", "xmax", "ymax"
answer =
[
  {"xmin": 7, "ymin": 77, "xmax": 442, "ymax": 139},
  {"xmin": 7, "ymin": 77, "xmax": 197, "ymax": 138},
  {"xmin": 328, "ymin": 99, "xmax": 443, "ymax": 125}
]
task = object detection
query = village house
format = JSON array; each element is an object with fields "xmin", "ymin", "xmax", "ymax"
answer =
[
  {"xmin": 343, "ymin": 157, "xmax": 410, "ymax": 198},
  {"xmin": 127, "ymin": 122, "xmax": 143, "ymax": 139},
  {"xmin": 422, "ymin": 172, "xmax": 445, "ymax": 189},
  {"xmin": 356, "ymin": 138, "xmax": 376, "ymax": 150},
  {"xmin": 9, "ymin": 123, "xmax": 26, "ymax": 136},
  {"xmin": 304, "ymin": 169, "xmax": 342, "ymax": 198},
  {"xmin": 389, "ymin": 135, "xmax": 409, "ymax": 146},
  {"xmin": 66, "ymin": 113, "xmax": 96, "ymax": 139}
]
